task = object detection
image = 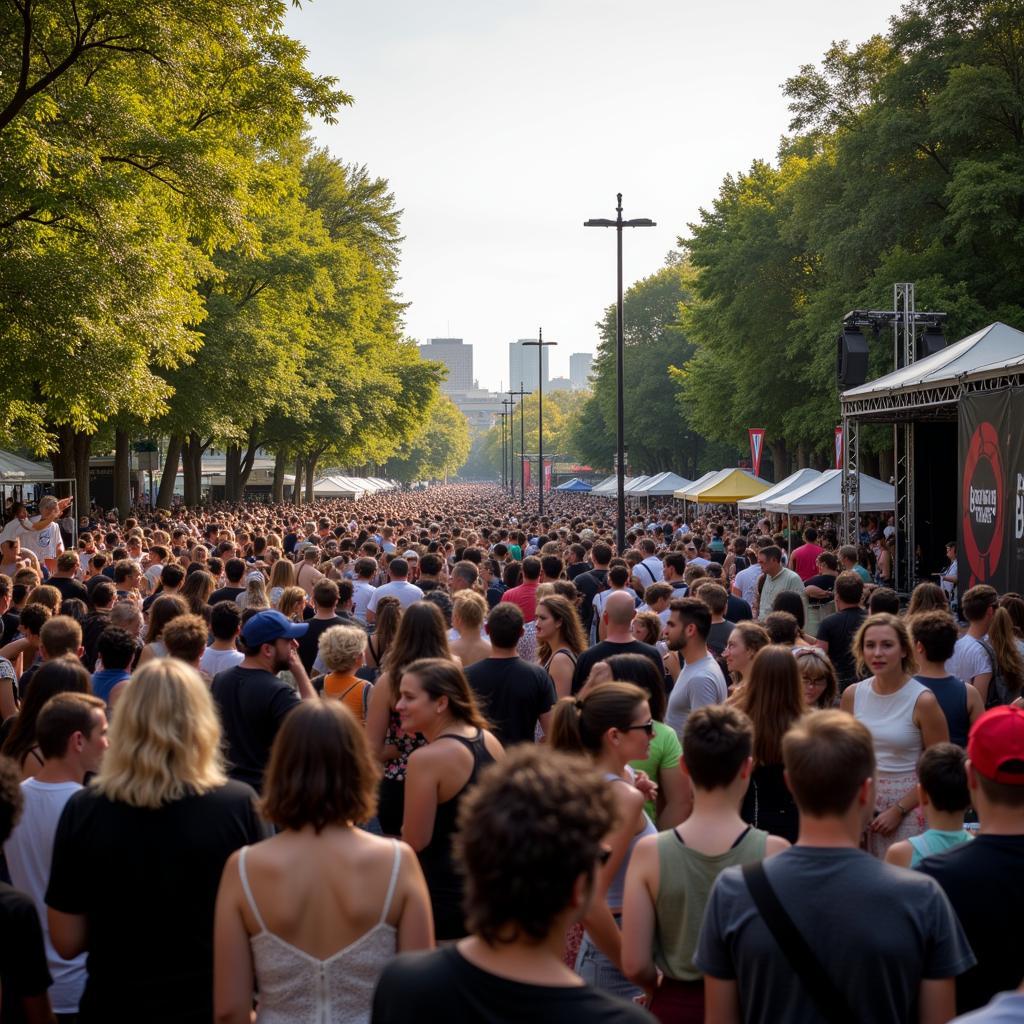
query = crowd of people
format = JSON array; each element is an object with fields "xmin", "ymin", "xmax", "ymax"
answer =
[{"xmin": 0, "ymin": 483, "xmax": 1021, "ymax": 1023}]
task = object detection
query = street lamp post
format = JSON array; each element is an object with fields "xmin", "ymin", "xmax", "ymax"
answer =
[
  {"xmin": 501, "ymin": 401, "xmax": 514, "ymax": 492},
  {"xmin": 585, "ymin": 193, "xmax": 655, "ymax": 554},
  {"xmin": 523, "ymin": 328, "xmax": 557, "ymax": 516},
  {"xmin": 508, "ymin": 384, "xmax": 531, "ymax": 506}
]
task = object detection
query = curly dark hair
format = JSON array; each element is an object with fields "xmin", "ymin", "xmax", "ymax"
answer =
[
  {"xmin": 454, "ymin": 746, "xmax": 616, "ymax": 946},
  {"xmin": 0, "ymin": 755, "xmax": 24, "ymax": 844}
]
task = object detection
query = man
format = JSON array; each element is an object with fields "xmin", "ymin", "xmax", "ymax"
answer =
[
  {"xmin": 575, "ymin": 542, "xmax": 612, "ymax": 635},
  {"xmin": 634, "ymin": 538, "xmax": 664, "ymax": 586},
  {"xmin": 756, "ymin": 546, "xmax": 806, "ymax": 621},
  {"xmin": 565, "ymin": 543, "xmax": 590, "ymax": 581},
  {"xmin": 662, "ymin": 551, "xmax": 689, "ymax": 596},
  {"xmin": 210, "ymin": 610, "xmax": 316, "ymax": 792},
  {"xmin": 683, "ymin": 538, "xmax": 712, "ymax": 569},
  {"xmin": 80, "ymin": 580, "xmax": 116, "ymax": 671},
  {"xmin": 1, "ymin": 497, "xmax": 70, "ymax": 575},
  {"xmin": 366, "ymin": 557, "xmax": 424, "ymax": 623},
  {"xmin": 732, "ymin": 539, "xmax": 765, "ymax": 609},
  {"xmin": 415, "ymin": 552, "xmax": 445, "ymax": 594},
  {"xmin": 450, "ymin": 560, "xmax": 479, "ymax": 595},
  {"xmin": 371, "ymin": 745, "xmax": 649, "ymax": 1023},
  {"xmin": 571, "ymin": 590, "xmax": 664, "ymax": 695},
  {"xmin": 92, "ymin": 627, "xmax": 138, "ymax": 708},
  {"xmin": 44, "ymin": 552, "xmax": 89, "ymax": 606},
  {"xmin": 697, "ymin": 710, "xmax": 974, "ymax": 1024},
  {"xmin": 0, "ymin": 535, "xmax": 38, "ymax": 578},
  {"xmin": 664, "ymin": 597, "xmax": 728, "ymax": 738},
  {"xmin": 500, "ymin": 555, "xmax": 541, "ymax": 622},
  {"xmin": 4, "ymin": 692, "xmax": 108, "ymax": 1021},
  {"xmin": 788, "ymin": 527, "xmax": 824, "ymax": 583},
  {"xmin": 142, "ymin": 545, "xmax": 169, "ymax": 593},
  {"xmin": 839, "ymin": 543, "xmax": 872, "ymax": 584},
  {"xmin": 946, "ymin": 585, "xmax": 997, "ymax": 703},
  {"xmin": 702, "ymin": 583, "xmax": 735, "ymax": 657},
  {"xmin": 639, "ymin": 582, "xmax": 673, "ymax": 623},
  {"xmin": 465, "ymin": 603, "xmax": 555, "ymax": 745},
  {"xmin": 940, "ymin": 541, "xmax": 958, "ymax": 611},
  {"xmin": 112, "ymin": 559, "xmax": 145, "ymax": 602},
  {"xmin": 815, "ymin": 571, "xmax": 867, "ymax": 691},
  {"xmin": 351, "ymin": 556, "xmax": 378, "ymax": 621},
  {"xmin": 920, "ymin": 706, "xmax": 1024, "ymax": 1014},
  {"xmin": 297, "ymin": 579, "xmax": 354, "ymax": 675},
  {"xmin": 209, "ymin": 557, "xmax": 247, "ymax": 606},
  {"xmin": 0, "ymin": 573, "xmax": 15, "ymax": 647},
  {"xmin": 705, "ymin": 562, "xmax": 752, "ymax": 623},
  {"xmin": 200, "ymin": 601, "xmax": 244, "ymax": 678}
]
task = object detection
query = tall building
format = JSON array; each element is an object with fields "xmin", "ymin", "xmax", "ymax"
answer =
[
  {"xmin": 569, "ymin": 352, "xmax": 593, "ymax": 391},
  {"xmin": 418, "ymin": 338, "xmax": 473, "ymax": 393},
  {"xmin": 548, "ymin": 376, "xmax": 572, "ymax": 392},
  {"xmin": 509, "ymin": 339, "xmax": 549, "ymax": 394}
]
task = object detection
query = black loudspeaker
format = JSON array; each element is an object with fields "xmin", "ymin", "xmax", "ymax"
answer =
[
  {"xmin": 836, "ymin": 328, "xmax": 869, "ymax": 388},
  {"xmin": 919, "ymin": 328, "xmax": 946, "ymax": 359}
]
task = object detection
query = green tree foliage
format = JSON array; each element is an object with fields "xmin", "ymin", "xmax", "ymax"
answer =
[{"xmin": 386, "ymin": 396, "xmax": 471, "ymax": 483}]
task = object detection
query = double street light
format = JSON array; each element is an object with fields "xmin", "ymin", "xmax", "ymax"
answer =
[
  {"xmin": 507, "ymin": 383, "xmax": 531, "ymax": 506},
  {"xmin": 500, "ymin": 399, "xmax": 514, "ymax": 494},
  {"xmin": 585, "ymin": 193, "xmax": 656, "ymax": 554},
  {"xmin": 523, "ymin": 328, "xmax": 557, "ymax": 516}
]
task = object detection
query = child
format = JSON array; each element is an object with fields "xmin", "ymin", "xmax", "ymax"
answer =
[{"xmin": 885, "ymin": 742, "xmax": 973, "ymax": 869}]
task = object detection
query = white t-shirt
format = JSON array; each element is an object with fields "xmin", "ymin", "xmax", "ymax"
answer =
[
  {"xmin": 352, "ymin": 580, "xmax": 377, "ymax": 621},
  {"xmin": 200, "ymin": 646, "xmax": 245, "ymax": 677},
  {"xmin": 18, "ymin": 518, "xmax": 63, "ymax": 562},
  {"xmin": 636, "ymin": 556, "xmax": 664, "ymax": 585},
  {"xmin": 3, "ymin": 779, "xmax": 86, "ymax": 1013},
  {"xmin": 665, "ymin": 653, "xmax": 728, "ymax": 739},
  {"xmin": 367, "ymin": 579, "xmax": 424, "ymax": 613},
  {"xmin": 733, "ymin": 563, "xmax": 763, "ymax": 607},
  {"xmin": 946, "ymin": 634, "xmax": 991, "ymax": 685}
]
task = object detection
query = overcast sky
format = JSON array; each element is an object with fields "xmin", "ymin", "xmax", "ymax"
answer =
[{"xmin": 286, "ymin": 0, "xmax": 903, "ymax": 393}]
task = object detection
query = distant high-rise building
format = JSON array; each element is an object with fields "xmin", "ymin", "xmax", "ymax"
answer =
[
  {"xmin": 569, "ymin": 352, "xmax": 593, "ymax": 391},
  {"xmin": 418, "ymin": 338, "xmax": 473, "ymax": 392},
  {"xmin": 509, "ymin": 339, "xmax": 549, "ymax": 394},
  {"xmin": 548, "ymin": 376, "xmax": 572, "ymax": 392}
]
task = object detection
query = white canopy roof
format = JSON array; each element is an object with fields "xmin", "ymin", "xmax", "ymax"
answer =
[
  {"xmin": 632, "ymin": 471, "xmax": 693, "ymax": 496},
  {"xmin": 737, "ymin": 469, "xmax": 823, "ymax": 510},
  {"xmin": 0, "ymin": 450, "xmax": 54, "ymax": 481},
  {"xmin": 673, "ymin": 470, "xmax": 719, "ymax": 499},
  {"xmin": 763, "ymin": 469, "xmax": 895, "ymax": 514},
  {"xmin": 623, "ymin": 475, "xmax": 651, "ymax": 494},
  {"xmin": 842, "ymin": 321, "xmax": 1024, "ymax": 400},
  {"xmin": 311, "ymin": 475, "xmax": 368, "ymax": 498},
  {"xmin": 592, "ymin": 475, "xmax": 634, "ymax": 495}
]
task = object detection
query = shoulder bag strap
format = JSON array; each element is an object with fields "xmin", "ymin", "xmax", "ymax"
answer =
[{"xmin": 741, "ymin": 861, "xmax": 858, "ymax": 1024}]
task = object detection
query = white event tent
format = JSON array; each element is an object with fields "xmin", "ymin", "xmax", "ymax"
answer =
[
  {"xmin": 737, "ymin": 468, "xmax": 822, "ymax": 511},
  {"xmin": 632, "ymin": 471, "xmax": 693, "ymax": 497},
  {"xmin": 592, "ymin": 475, "xmax": 635, "ymax": 496},
  {"xmin": 763, "ymin": 469, "xmax": 895, "ymax": 514},
  {"xmin": 623, "ymin": 475, "xmax": 651, "ymax": 494},
  {"xmin": 673, "ymin": 470, "xmax": 719, "ymax": 500}
]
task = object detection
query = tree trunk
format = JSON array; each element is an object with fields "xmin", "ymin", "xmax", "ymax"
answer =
[
  {"xmin": 304, "ymin": 453, "xmax": 318, "ymax": 503},
  {"xmin": 73, "ymin": 430, "xmax": 91, "ymax": 512},
  {"xmin": 293, "ymin": 454, "xmax": 304, "ymax": 505},
  {"xmin": 182, "ymin": 432, "xmax": 208, "ymax": 507},
  {"xmin": 796, "ymin": 443, "xmax": 808, "ymax": 469},
  {"xmin": 113, "ymin": 428, "xmax": 132, "ymax": 516},
  {"xmin": 236, "ymin": 424, "xmax": 260, "ymax": 496},
  {"xmin": 156, "ymin": 433, "xmax": 182, "ymax": 509},
  {"xmin": 768, "ymin": 441, "xmax": 789, "ymax": 482},
  {"xmin": 49, "ymin": 426, "xmax": 75, "ymax": 492},
  {"xmin": 225, "ymin": 444, "xmax": 241, "ymax": 502},
  {"xmin": 272, "ymin": 446, "xmax": 288, "ymax": 502}
]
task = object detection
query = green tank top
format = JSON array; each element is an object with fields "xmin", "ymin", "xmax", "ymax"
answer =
[
  {"xmin": 908, "ymin": 828, "xmax": 973, "ymax": 868},
  {"xmin": 653, "ymin": 825, "xmax": 769, "ymax": 981}
]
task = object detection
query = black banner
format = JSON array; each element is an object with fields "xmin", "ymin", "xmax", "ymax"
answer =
[{"xmin": 958, "ymin": 388, "xmax": 1024, "ymax": 596}]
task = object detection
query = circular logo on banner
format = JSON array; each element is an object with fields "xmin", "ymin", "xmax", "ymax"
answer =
[{"xmin": 961, "ymin": 421, "xmax": 1004, "ymax": 586}]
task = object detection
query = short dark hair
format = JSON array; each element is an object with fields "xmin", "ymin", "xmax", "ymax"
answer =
[
  {"xmin": 312, "ymin": 579, "xmax": 339, "ymax": 609},
  {"xmin": 261, "ymin": 701, "xmax": 379, "ymax": 830},
  {"xmin": 540, "ymin": 554, "xmax": 563, "ymax": 580},
  {"xmin": 485, "ymin": 602, "xmax": 524, "ymax": 648},
  {"xmin": 918, "ymin": 743, "xmax": 970, "ymax": 813},
  {"xmin": 521, "ymin": 556, "xmax": 541, "ymax": 581},
  {"xmin": 765, "ymin": 611, "xmax": 799, "ymax": 645},
  {"xmin": 962, "ymin": 584, "xmax": 998, "ymax": 623},
  {"xmin": 419, "ymin": 553, "xmax": 442, "ymax": 576},
  {"xmin": 803, "ymin": 527, "xmax": 818, "ymax": 542},
  {"xmin": 670, "ymin": 597, "xmax": 711, "ymax": 640},
  {"xmin": 388, "ymin": 557, "xmax": 409, "ymax": 578},
  {"xmin": 97, "ymin": 627, "xmax": 138, "ymax": 671},
  {"xmin": 354, "ymin": 557, "xmax": 377, "ymax": 579},
  {"xmin": 454, "ymin": 746, "xmax": 616, "ymax": 946},
  {"xmin": 113, "ymin": 559, "xmax": 139, "ymax": 585},
  {"xmin": 868, "ymin": 587, "xmax": 900, "ymax": 615},
  {"xmin": 683, "ymin": 705, "xmax": 753, "ymax": 790},
  {"xmin": 834, "ymin": 571, "xmax": 864, "ymax": 605},
  {"xmin": 761, "ymin": 545, "xmax": 782, "ymax": 563},
  {"xmin": 909, "ymin": 610, "xmax": 958, "ymax": 663},
  {"xmin": 35, "ymin": 692, "xmax": 106, "ymax": 760},
  {"xmin": 163, "ymin": 614, "xmax": 209, "ymax": 662},
  {"xmin": 224, "ymin": 558, "xmax": 247, "ymax": 583},
  {"xmin": 209, "ymin": 600, "xmax": 242, "ymax": 641},
  {"xmin": 90, "ymin": 580, "xmax": 116, "ymax": 609},
  {"xmin": 160, "ymin": 563, "xmax": 186, "ymax": 589},
  {"xmin": 591, "ymin": 542, "xmax": 612, "ymax": 566}
]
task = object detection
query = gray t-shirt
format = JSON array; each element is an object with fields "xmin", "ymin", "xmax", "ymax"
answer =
[
  {"xmin": 665, "ymin": 653, "xmax": 727, "ymax": 739},
  {"xmin": 695, "ymin": 846, "xmax": 975, "ymax": 1024}
]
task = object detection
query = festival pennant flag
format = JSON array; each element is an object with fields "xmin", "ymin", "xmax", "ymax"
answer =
[
  {"xmin": 834, "ymin": 425, "xmax": 844, "ymax": 469},
  {"xmin": 748, "ymin": 428, "xmax": 766, "ymax": 478}
]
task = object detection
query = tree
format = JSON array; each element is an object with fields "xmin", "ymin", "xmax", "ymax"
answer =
[{"xmin": 386, "ymin": 396, "xmax": 471, "ymax": 483}]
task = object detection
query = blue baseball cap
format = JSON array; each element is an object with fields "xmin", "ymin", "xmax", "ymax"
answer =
[{"xmin": 241, "ymin": 610, "xmax": 308, "ymax": 647}]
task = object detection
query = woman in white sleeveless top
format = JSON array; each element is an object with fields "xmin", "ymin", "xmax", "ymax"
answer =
[
  {"xmin": 214, "ymin": 701, "xmax": 433, "ymax": 1024},
  {"xmin": 840, "ymin": 613, "xmax": 949, "ymax": 858}
]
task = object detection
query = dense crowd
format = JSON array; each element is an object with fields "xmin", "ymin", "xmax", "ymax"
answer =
[{"xmin": 0, "ymin": 483, "xmax": 1021, "ymax": 1024}]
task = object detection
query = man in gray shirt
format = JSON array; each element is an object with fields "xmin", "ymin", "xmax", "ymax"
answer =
[
  {"xmin": 696, "ymin": 710, "xmax": 974, "ymax": 1024},
  {"xmin": 664, "ymin": 597, "xmax": 727, "ymax": 739},
  {"xmin": 756, "ymin": 545, "xmax": 806, "ymax": 621}
]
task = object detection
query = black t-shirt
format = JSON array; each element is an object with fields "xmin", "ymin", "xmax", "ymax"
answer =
[
  {"xmin": 575, "ymin": 568, "xmax": 609, "ymax": 631},
  {"xmin": 211, "ymin": 665, "xmax": 301, "ymax": 790},
  {"xmin": 209, "ymin": 585, "xmax": 245, "ymax": 606},
  {"xmin": 919, "ymin": 835, "xmax": 1024, "ymax": 1013},
  {"xmin": 571, "ymin": 639, "xmax": 664, "ymax": 695},
  {"xmin": 46, "ymin": 782, "xmax": 266, "ymax": 1023},
  {"xmin": 371, "ymin": 945, "xmax": 650, "ymax": 1023},
  {"xmin": 298, "ymin": 614, "xmax": 352, "ymax": 674},
  {"xmin": 707, "ymin": 620, "xmax": 735, "ymax": 657},
  {"xmin": 0, "ymin": 610, "xmax": 19, "ymax": 647},
  {"xmin": 816, "ymin": 607, "xmax": 867, "ymax": 687},
  {"xmin": 81, "ymin": 610, "xmax": 110, "ymax": 672},
  {"xmin": 566, "ymin": 561, "xmax": 590, "ymax": 581},
  {"xmin": 48, "ymin": 575, "xmax": 89, "ymax": 604},
  {"xmin": 805, "ymin": 574, "xmax": 837, "ymax": 606},
  {"xmin": 0, "ymin": 882, "xmax": 52, "ymax": 1024},
  {"xmin": 725, "ymin": 595, "xmax": 752, "ymax": 623},
  {"xmin": 465, "ymin": 658, "xmax": 556, "ymax": 745}
]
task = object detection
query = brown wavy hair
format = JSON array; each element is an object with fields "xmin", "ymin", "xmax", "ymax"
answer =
[
  {"xmin": 535, "ymin": 595, "xmax": 586, "ymax": 665},
  {"xmin": 736, "ymin": 645, "xmax": 805, "ymax": 765}
]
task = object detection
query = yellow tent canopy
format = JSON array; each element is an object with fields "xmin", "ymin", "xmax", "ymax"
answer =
[{"xmin": 676, "ymin": 467, "xmax": 771, "ymax": 504}]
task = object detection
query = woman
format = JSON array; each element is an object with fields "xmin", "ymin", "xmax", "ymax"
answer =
[
  {"xmin": 365, "ymin": 596, "xmax": 401, "ymax": 675},
  {"xmin": 1, "ymin": 656, "xmax": 91, "ymax": 779},
  {"xmin": 214, "ymin": 701, "xmax": 433, "ymax": 1024},
  {"xmin": 182, "ymin": 569, "xmax": 217, "ymax": 619},
  {"xmin": 792, "ymin": 645, "xmax": 839, "ymax": 709},
  {"xmin": 907, "ymin": 581, "xmax": 948, "ymax": 616},
  {"xmin": 550, "ymin": 682, "xmax": 657, "ymax": 1001},
  {"xmin": 998, "ymin": 593, "xmax": 1024, "ymax": 653},
  {"xmin": 840, "ymin": 613, "xmax": 949, "ymax": 857},
  {"xmin": 723, "ymin": 620, "xmax": 770, "ymax": 700},
  {"xmin": 397, "ymin": 658, "xmax": 504, "ymax": 940},
  {"xmin": 449, "ymin": 591, "xmax": 490, "ymax": 668},
  {"xmin": 318, "ymin": 624, "xmax": 371, "ymax": 722},
  {"xmin": 237, "ymin": 573, "xmax": 270, "ymax": 611},
  {"xmin": 985, "ymin": 602, "xmax": 1024, "ymax": 706},
  {"xmin": 275, "ymin": 586, "xmax": 307, "ymax": 622},
  {"xmin": 267, "ymin": 559, "xmax": 296, "ymax": 609},
  {"xmin": 365, "ymin": 602, "xmax": 453, "ymax": 837},
  {"xmin": 735, "ymin": 645, "xmax": 804, "ymax": 843},
  {"xmin": 535, "ymin": 594, "xmax": 586, "ymax": 699},
  {"xmin": 137, "ymin": 594, "xmax": 189, "ymax": 666},
  {"xmin": 47, "ymin": 660, "xmax": 266, "ymax": 1023},
  {"xmin": 606, "ymin": 653, "xmax": 689, "ymax": 829},
  {"xmin": 771, "ymin": 592, "xmax": 814, "ymax": 647}
]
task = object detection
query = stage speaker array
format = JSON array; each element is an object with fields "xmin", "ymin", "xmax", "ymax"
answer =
[
  {"xmin": 836, "ymin": 328, "xmax": 869, "ymax": 388},
  {"xmin": 919, "ymin": 328, "xmax": 946, "ymax": 359}
]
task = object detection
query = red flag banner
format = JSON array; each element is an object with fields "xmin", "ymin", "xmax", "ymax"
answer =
[
  {"xmin": 523, "ymin": 459, "xmax": 531, "ymax": 490},
  {"xmin": 748, "ymin": 429, "xmax": 766, "ymax": 478},
  {"xmin": 834, "ymin": 426, "xmax": 844, "ymax": 470},
  {"xmin": 543, "ymin": 461, "xmax": 552, "ymax": 492}
]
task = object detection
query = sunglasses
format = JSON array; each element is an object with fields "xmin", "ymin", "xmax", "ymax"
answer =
[{"xmin": 621, "ymin": 720, "xmax": 655, "ymax": 737}]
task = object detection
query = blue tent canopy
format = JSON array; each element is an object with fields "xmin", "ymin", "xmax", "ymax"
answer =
[{"xmin": 555, "ymin": 477, "xmax": 592, "ymax": 492}]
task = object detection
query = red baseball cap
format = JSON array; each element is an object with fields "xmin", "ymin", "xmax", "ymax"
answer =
[{"xmin": 968, "ymin": 705, "xmax": 1024, "ymax": 785}]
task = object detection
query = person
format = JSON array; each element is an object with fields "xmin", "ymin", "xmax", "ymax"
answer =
[
  {"xmin": 236, "ymin": 572, "xmax": 270, "ymax": 611},
  {"xmin": 911, "ymin": 610, "xmax": 984, "ymax": 747},
  {"xmin": 365, "ymin": 602, "xmax": 452, "ymax": 837},
  {"xmin": 535, "ymin": 593, "xmax": 587, "ymax": 699},
  {"xmin": 210, "ymin": 558, "xmax": 248, "ymax": 606},
  {"xmin": 722, "ymin": 620, "xmax": 770, "ymax": 699},
  {"xmin": 788, "ymin": 527, "xmax": 824, "ymax": 583},
  {"xmin": 47, "ymin": 552, "xmax": 89, "ymax": 605},
  {"xmin": 181, "ymin": 568, "xmax": 217, "ymax": 619},
  {"xmin": 211, "ymin": 609, "xmax": 317, "ymax": 793},
  {"xmin": 297, "ymin": 579, "xmax": 353, "ymax": 675},
  {"xmin": 940, "ymin": 541, "xmax": 958, "ymax": 612},
  {"xmin": 695, "ymin": 710, "xmax": 975, "ymax": 1024},
  {"xmin": 755, "ymin": 546, "xmax": 805, "ymax": 622},
  {"xmin": 14, "ymin": 497, "xmax": 68, "ymax": 575},
  {"xmin": 500, "ymin": 555, "xmax": 542, "ymax": 623},
  {"xmin": 370, "ymin": 745, "xmax": 650, "ymax": 1023},
  {"xmin": 840, "ymin": 542, "xmax": 872, "ymax": 584},
  {"xmin": 318, "ymin": 624, "xmax": 372, "ymax": 721},
  {"xmin": 919, "ymin": 706, "xmax": 1024, "ymax": 1014},
  {"xmin": 136, "ymin": 592, "xmax": 188, "ymax": 666},
  {"xmin": 449, "ymin": 591, "xmax": 491, "ymax": 668},
  {"xmin": 366, "ymin": 558, "xmax": 423, "ymax": 622},
  {"xmin": 92, "ymin": 626, "xmax": 138, "ymax": 709},
  {"xmin": 266, "ymin": 557, "xmax": 296, "ymax": 609},
  {"xmin": 841, "ymin": 613, "xmax": 950, "ymax": 857},
  {"xmin": 199, "ymin": 601, "xmax": 245, "ymax": 677},
  {"xmin": 592, "ymin": 564, "xmax": 636, "ymax": 643},
  {"xmin": 163, "ymin": 613, "xmax": 209, "ymax": 672},
  {"xmin": 397, "ymin": 658, "xmax": 504, "ymax": 940},
  {"xmin": 959, "ymin": 587, "xmax": 1024, "ymax": 707},
  {"xmin": 701, "ymin": 584, "xmax": 734, "ymax": 657},
  {"xmin": 571, "ymin": 591, "xmax": 664, "ymax": 695},
  {"xmin": 550, "ymin": 682, "xmax": 657, "ymax": 1001},
  {"xmin": 622, "ymin": 705, "xmax": 789, "ymax": 1022},
  {"xmin": 815, "ymin": 570, "xmax": 867, "ymax": 690},
  {"xmin": 464, "ymin": 603, "xmax": 555, "ymax": 745},
  {"xmin": 214, "ymin": 700, "xmax": 433, "ymax": 1024},
  {"xmin": 792, "ymin": 644, "xmax": 839, "ymax": 709},
  {"xmin": 575, "ymin": 541, "xmax": 612, "ymax": 635},
  {"xmin": 908, "ymin": 582, "xmax": 949, "ymax": 616},
  {"xmin": 885, "ymin": 743, "xmax": 973, "ymax": 869},
  {"xmin": 364, "ymin": 596, "xmax": 401, "ymax": 676},
  {"xmin": 664, "ymin": 598, "xmax": 728, "ymax": 740},
  {"xmin": 46, "ymin": 660, "xmax": 268, "ymax": 1023},
  {"xmin": 4, "ymin": 692, "xmax": 108, "ymax": 1020}
]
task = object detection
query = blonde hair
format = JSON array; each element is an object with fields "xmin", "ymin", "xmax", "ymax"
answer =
[
  {"xmin": 93, "ymin": 660, "xmax": 226, "ymax": 808},
  {"xmin": 453, "ymin": 590, "xmax": 487, "ymax": 630},
  {"xmin": 319, "ymin": 624, "xmax": 367, "ymax": 673},
  {"xmin": 276, "ymin": 585, "xmax": 306, "ymax": 620},
  {"xmin": 241, "ymin": 575, "xmax": 269, "ymax": 610},
  {"xmin": 269, "ymin": 559, "xmax": 296, "ymax": 591}
]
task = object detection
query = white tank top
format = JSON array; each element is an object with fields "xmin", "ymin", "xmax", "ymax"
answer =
[{"xmin": 853, "ymin": 677, "xmax": 926, "ymax": 774}]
